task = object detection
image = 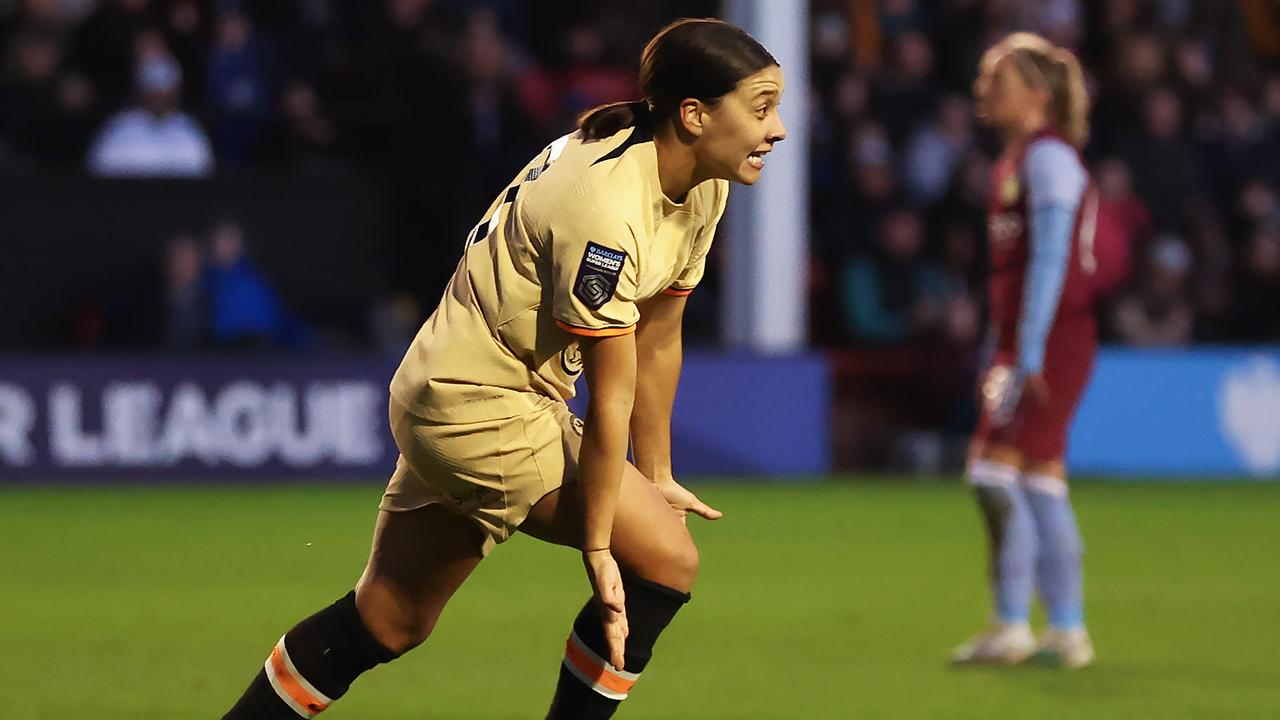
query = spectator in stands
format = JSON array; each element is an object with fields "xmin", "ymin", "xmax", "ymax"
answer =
[
  {"xmin": 255, "ymin": 79, "xmax": 339, "ymax": 173},
  {"xmin": 556, "ymin": 21, "xmax": 632, "ymax": 123},
  {"xmin": 1233, "ymin": 222, "xmax": 1280, "ymax": 341},
  {"xmin": 204, "ymin": 219, "xmax": 308, "ymax": 350},
  {"xmin": 69, "ymin": 0, "xmax": 161, "ymax": 106},
  {"xmin": 0, "ymin": 26, "xmax": 95, "ymax": 167},
  {"xmin": 1205, "ymin": 87, "xmax": 1275, "ymax": 209},
  {"xmin": 87, "ymin": 53, "xmax": 213, "ymax": 177},
  {"xmin": 901, "ymin": 93, "xmax": 973, "ymax": 206},
  {"xmin": 162, "ymin": 231, "xmax": 207, "ymax": 349},
  {"xmin": 206, "ymin": 4, "xmax": 276, "ymax": 165},
  {"xmin": 1095, "ymin": 158, "xmax": 1151, "ymax": 248},
  {"xmin": 1112, "ymin": 235, "xmax": 1195, "ymax": 346},
  {"xmin": 841, "ymin": 208, "xmax": 946, "ymax": 345},
  {"xmin": 456, "ymin": 7, "xmax": 544, "ymax": 193},
  {"xmin": 1118, "ymin": 86, "xmax": 1202, "ymax": 231},
  {"xmin": 843, "ymin": 120, "xmax": 898, "ymax": 243},
  {"xmin": 873, "ymin": 30, "xmax": 936, "ymax": 146}
]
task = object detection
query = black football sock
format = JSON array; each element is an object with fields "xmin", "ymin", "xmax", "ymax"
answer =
[
  {"xmin": 223, "ymin": 591, "xmax": 398, "ymax": 719},
  {"xmin": 546, "ymin": 574, "xmax": 691, "ymax": 719}
]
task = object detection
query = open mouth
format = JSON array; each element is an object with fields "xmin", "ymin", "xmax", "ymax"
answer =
[{"xmin": 747, "ymin": 150, "xmax": 768, "ymax": 170}]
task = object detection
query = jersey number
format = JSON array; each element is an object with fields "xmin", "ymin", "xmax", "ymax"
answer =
[
  {"xmin": 464, "ymin": 134, "xmax": 571, "ymax": 249},
  {"xmin": 1077, "ymin": 187, "xmax": 1099, "ymax": 275}
]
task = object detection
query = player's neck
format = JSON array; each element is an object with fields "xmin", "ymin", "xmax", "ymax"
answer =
[
  {"xmin": 1002, "ymin": 113, "xmax": 1051, "ymax": 154},
  {"xmin": 652, "ymin": 131, "xmax": 700, "ymax": 204}
]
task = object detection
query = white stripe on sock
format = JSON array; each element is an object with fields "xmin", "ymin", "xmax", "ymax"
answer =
[
  {"xmin": 967, "ymin": 459, "xmax": 1019, "ymax": 488},
  {"xmin": 1023, "ymin": 473, "xmax": 1068, "ymax": 497}
]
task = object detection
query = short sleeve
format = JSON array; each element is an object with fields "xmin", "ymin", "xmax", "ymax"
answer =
[
  {"xmin": 665, "ymin": 180, "xmax": 728, "ymax": 297},
  {"xmin": 549, "ymin": 201, "xmax": 641, "ymax": 337},
  {"xmin": 1023, "ymin": 138, "xmax": 1086, "ymax": 211}
]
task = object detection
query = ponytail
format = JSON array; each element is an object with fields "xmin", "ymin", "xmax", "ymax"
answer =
[
  {"xmin": 1050, "ymin": 47, "xmax": 1090, "ymax": 149},
  {"xmin": 577, "ymin": 100, "xmax": 652, "ymax": 141},
  {"xmin": 1006, "ymin": 44, "xmax": 1091, "ymax": 149}
]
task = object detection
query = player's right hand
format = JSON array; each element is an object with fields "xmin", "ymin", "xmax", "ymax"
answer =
[
  {"xmin": 583, "ymin": 548, "xmax": 629, "ymax": 669},
  {"xmin": 657, "ymin": 479, "xmax": 723, "ymax": 523},
  {"xmin": 982, "ymin": 364, "xmax": 1024, "ymax": 426}
]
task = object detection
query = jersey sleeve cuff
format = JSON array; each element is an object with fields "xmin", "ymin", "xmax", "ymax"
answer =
[
  {"xmin": 555, "ymin": 319, "xmax": 638, "ymax": 337},
  {"xmin": 662, "ymin": 285, "xmax": 695, "ymax": 297}
]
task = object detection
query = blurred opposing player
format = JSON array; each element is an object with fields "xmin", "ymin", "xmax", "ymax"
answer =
[
  {"xmin": 953, "ymin": 34, "xmax": 1100, "ymax": 669},
  {"xmin": 222, "ymin": 18, "xmax": 786, "ymax": 719}
]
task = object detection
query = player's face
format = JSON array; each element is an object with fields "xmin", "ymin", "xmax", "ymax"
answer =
[
  {"xmin": 973, "ymin": 46, "xmax": 1004, "ymax": 122},
  {"xmin": 985, "ymin": 55, "xmax": 1046, "ymax": 132},
  {"xmin": 698, "ymin": 65, "xmax": 787, "ymax": 185}
]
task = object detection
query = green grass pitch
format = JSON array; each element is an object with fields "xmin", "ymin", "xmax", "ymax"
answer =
[{"xmin": 3, "ymin": 479, "xmax": 1278, "ymax": 718}]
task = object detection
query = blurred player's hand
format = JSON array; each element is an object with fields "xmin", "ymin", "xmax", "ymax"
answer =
[
  {"xmin": 982, "ymin": 365, "xmax": 1023, "ymax": 426},
  {"xmin": 583, "ymin": 548, "xmax": 629, "ymax": 669},
  {"xmin": 983, "ymin": 367, "xmax": 1052, "ymax": 426},
  {"xmin": 657, "ymin": 479, "xmax": 723, "ymax": 523}
]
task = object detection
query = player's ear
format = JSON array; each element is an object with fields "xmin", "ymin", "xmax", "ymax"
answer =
[{"xmin": 678, "ymin": 99, "xmax": 706, "ymax": 137}]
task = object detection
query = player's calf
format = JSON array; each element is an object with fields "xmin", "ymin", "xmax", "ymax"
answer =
[
  {"xmin": 223, "ymin": 591, "xmax": 399, "ymax": 719},
  {"xmin": 546, "ymin": 573, "xmax": 692, "ymax": 719},
  {"xmin": 967, "ymin": 456, "xmax": 1038, "ymax": 625},
  {"xmin": 1023, "ymin": 469, "xmax": 1086, "ymax": 633}
]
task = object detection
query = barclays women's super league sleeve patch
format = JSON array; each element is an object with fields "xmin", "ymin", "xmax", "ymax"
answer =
[{"xmin": 573, "ymin": 242, "xmax": 627, "ymax": 310}]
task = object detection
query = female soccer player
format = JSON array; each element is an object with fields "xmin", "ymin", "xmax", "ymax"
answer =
[
  {"xmin": 953, "ymin": 34, "xmax": 1098, "ymax": 669},
  {"xmin": 223, "ymin": 18, "xmax": 786, "ymax": 718}
]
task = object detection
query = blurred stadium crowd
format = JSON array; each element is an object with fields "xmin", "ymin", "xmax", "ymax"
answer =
[{"xmin": 2, "ymin": 0, "xmax": 1279, "ymax": 355}]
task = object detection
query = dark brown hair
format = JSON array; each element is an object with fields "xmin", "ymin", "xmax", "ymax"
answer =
[{"xmin": 578, "ymin": 18, "xmax": 777, "ymax": 140}]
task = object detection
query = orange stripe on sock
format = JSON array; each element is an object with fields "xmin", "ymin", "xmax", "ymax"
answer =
[
  {"xmin": 269, "ymin": 644, "xmax": 330, "ymax": 716},
  {"xmin": 564, "ymin": 637, "xmax": 638, "ymax": 695},
  {"xmin": 1024, "ymin": 458, "xmax": 1066, "ymax": 480}
]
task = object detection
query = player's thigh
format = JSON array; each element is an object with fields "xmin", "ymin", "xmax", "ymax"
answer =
[
  {"xmin": 354, "ymin": 505, "xmax": 486, "ymax": 651},
  {"xmin": 518, "ymin": 463, "xmax": 699, "ymax": 593}
]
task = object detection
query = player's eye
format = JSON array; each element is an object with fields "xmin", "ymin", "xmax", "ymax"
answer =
[{"xmin": 755, "ymin": 105, "xmax": 769, "ymax": 118}]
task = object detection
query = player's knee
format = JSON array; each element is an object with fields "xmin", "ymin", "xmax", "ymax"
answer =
[
  {"xmin": 374, "ymin": 609, "xmax": 438, "ymax": 656},
  {"xmin": 355, "ymin": 582, "xmax": 441, "ymax": 656},
  {"xmin": 658, "ymin": 536, "xmax": 700, "ymax": 592}
]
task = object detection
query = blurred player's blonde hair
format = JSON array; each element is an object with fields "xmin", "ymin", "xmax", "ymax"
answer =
[{"xmin": 1000, "ymin": 36, "xmax": 1091, "ymax": 148}]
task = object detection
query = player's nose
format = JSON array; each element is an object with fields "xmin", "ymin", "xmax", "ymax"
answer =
[{"xmin": 768, "ymin": 115, "xmax": 787, "ymax": 144}]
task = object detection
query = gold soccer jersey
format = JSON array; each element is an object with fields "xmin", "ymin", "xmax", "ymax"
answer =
[{"xmin": 390, "ymin": 126, "xmax": 729, "ymax": 423}]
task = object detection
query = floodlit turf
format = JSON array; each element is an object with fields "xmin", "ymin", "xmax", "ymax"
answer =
[{"xmin": 2, "ymin": 479, "xmax": 1278, "ymax": 719}]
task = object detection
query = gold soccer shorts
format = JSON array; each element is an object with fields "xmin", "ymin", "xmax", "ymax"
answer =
[{"xmin": 380, "ymin": 395, "xmax": 583, "ymax": 554}]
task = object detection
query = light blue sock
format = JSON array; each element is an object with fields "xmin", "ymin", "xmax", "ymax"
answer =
[
  {"xmin": 969, "ymin": 461, "xmax": 1037, "ymax": 624},
  {"xmin": 1025, "ymin": 478, "xmax": 1085, "ymax": 630}
]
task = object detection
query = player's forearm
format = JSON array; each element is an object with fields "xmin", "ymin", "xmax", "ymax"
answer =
[
  {"xmin": 578, "ymin": 333, "xmax": 637, "ymax": 550},
  {"xmin": 580, "ymin": 394, "xmax": 633, "ymax": 550},
  {"xmin": 630, "ymin": 337, "xmax": 681, "ymax": 483},
  {"xmin": 1018, "ymin": 203, "xmax": 1074, "ymax": 374}
]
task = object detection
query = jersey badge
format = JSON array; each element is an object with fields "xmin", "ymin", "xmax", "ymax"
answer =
[
  {"xmin": 574, "ymin": 242, "xmax": 627, "ymax": 310},
  {"xmin": 1001, "ymin": 175, "xmax": 1021, "ymax": 205}
]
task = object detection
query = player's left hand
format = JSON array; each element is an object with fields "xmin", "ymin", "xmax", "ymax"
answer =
[{"xmin": 656, "ymin": 479, "xmax": 723, "ymax": 524}]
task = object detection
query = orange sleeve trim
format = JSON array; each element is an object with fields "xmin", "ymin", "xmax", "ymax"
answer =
[
  {"xmin": 662, "ymin": 286, "xmax": 695, "ymax": 297},
  {"xmin": 555, "ymin": 320, "xmax": 637, "ymax": 337}
]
